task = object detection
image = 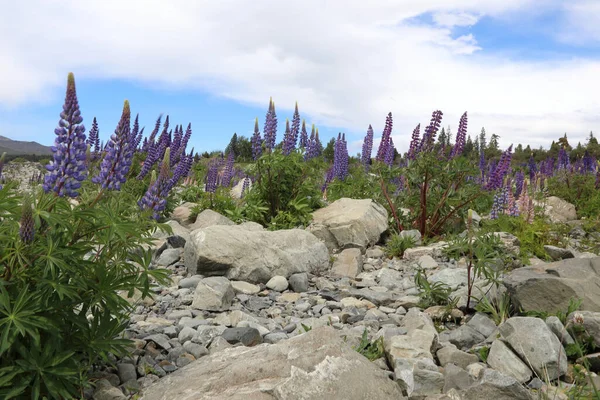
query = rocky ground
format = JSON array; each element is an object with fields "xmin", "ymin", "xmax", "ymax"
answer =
[{"xmin": 83, "ymin": 198, "xmax": 600, "ymax": 400}]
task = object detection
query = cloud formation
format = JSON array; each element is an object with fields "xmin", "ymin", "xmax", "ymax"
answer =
[{"xmin": 1, "ymin": 0, "xmax": 599, "ymax": 153}]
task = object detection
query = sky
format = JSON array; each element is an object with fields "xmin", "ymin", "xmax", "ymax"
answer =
[{"xmin": 1, "ymin": 0, "xmax": 600, "ymax": 156}]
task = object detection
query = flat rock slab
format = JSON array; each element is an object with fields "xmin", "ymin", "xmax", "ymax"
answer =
[
  {"xmin": 140, "ymin": 326, "xmax": 406, "ymax": 400},
  {"xmin": 185, "ymin": 225, "xmax": 329, "ymax": 283}
]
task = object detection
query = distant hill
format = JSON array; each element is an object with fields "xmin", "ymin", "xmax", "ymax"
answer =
[{"xmin": 0, "ymin": 135, "xmax": 52, "ymax": 155}]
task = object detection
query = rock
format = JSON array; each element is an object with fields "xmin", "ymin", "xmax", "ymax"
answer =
[
  {"xmin": 459, "ymin": 368, "xmax": 533, "ymax": 400},
  {"xmin": 179, "ymin": 275, "xmax": 203, "ymax": 289},
  {"xmin": 391, "ymin": 358, "xmax": 444, "ymax": 397},
  {"xmin": 385, "ymin": 329, "xmax": 436, "ymax": 362},
  {"xmin": 417, "ymin": 255, "xmax": 438, "ymax": 269},
  {"xmin": 183, "ymin": 342, "xmax": 208, "ymax": 359},
  {"xmin": 331, "ymin": 248, "xmax": 363, "ymax": 278},
  {"xmin": 546, "ymin": 316, "xmax": 575, "ymax": 345},
  {"xmin": 436, "ymin": 344, "xmax": 479, "ymax": 369},
  {"xmin": 504, "ymin": 257, "xmax": 600, "ymax": 313},
  {"xmin": 366, "ymin": 246, "xmax": 385, "ymax": 258},
  {"xmin": 152, "ymin": 220, "xmax": 191, "ymax": 245},
  {"xmin": 498, "ymin": 317, "xmax": 567, "ymax": 380},
  {"xmin": 266, "ymin": 275, "xmax": 289, "ymax": 292},
  {"xmin": 544, "ymin": 245, "xmax": 574, "ymax": 260},
  {"xmin": 399, "ymin": 229, "xmax": 422, "ymax": 246},
  {"xmin": 178, "ymin": 326, "xmax": 196, "ymax": 343},
  {"xmin": 191, "ymin": 277, "xmax": 235, "ymax": 311},
  {"xmin": 93, "ymin": 379, "xmax": 127, "ymax": 400},
  {"xmin": 185, "ymin": 225, "xmax": 329, "ymax": 282},
  {"xmin": 403, "ymin": 242, "xmax": 448, "ymax": 260},
  {"xmin": 238, "ymin": 221, "xmax": 263, "ymax": 231},
  {"xmin": 189, "ymin": 209, "xmax": 235, "ymax": 231},
  {"xmin": 466, "ymin": 313, "xmax": 498, "ymax": 338},
  {"xmin": 439, "ymin": 325, "xmax": 485, "ymax": 351},
  {"xmin": 566, "ymin": 311, "xmax": 600, "ymax": 347},
  {"xmin": 170, "ymin": 202, "xmax": 197, "ymax": 227},
  {"xmin": 289, "ymin": 272, "xmax": 309, "ymax": 293},
  {"xmin": 155, "ymin": 248, "xmax": 181, "ymax": 267},
  {"xmin": 117, "ymin": 363, "xmax": 138, "ymax": 384},
  {"xmin": 230, "ymin": 281, "xmax": 260, "ymax": 295},
  {"xmin": 538, "ymin": 196, "xmax": 577, "ymax": 223},
  {"xmin": 307, "ymin": 198, "xmax": 388, "ymax": 251},
  {"xmin": 231, "ymin": 178, "xmax": 251, "ymax": 199},
  {"xmin": 487, "ymin": 339, "xmax": 532, "ymax": 383},
  {"xmin": 221, "ymin": 327, "xmax": 263, "ymax": 346},
  {"xmin": 429, "ymin": 268, "xmax": 468, "ymax": 290},
  {"xmin": 139, "ymin": 327, "xmax": 405, "ymax": 399},
  {"xmin": 145, "ymin": 334, "xmax": 172, "ymax": 350},
  {"xmin": 443, "ymin": 363, "xmax": 475, "ymax": 393}
]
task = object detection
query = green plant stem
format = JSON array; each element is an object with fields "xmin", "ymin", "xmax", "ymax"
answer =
[{"xmin": 379, "ymin": 177, "xmax": 403, "ymax": 232}]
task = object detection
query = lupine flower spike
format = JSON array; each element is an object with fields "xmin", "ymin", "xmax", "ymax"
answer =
[
  {"xmin": 43, "ymin": 72, "xmax": 88, "ymax": 198},
  {"xmin": 361, "ymin": 125, "xmax": 374, "ymax": 170}
]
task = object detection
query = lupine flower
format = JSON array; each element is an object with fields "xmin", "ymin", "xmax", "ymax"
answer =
[
  {"xmin": 528, "ymin": 155, "xmax": 537, "ymax": 181},
  {"xmin": 507, "ymin": 186, "xmax": 520, "ymax": 217},
  {"xmin": 361, "ymin": 124, "xmax": 374, "ymax": 170},
  {"xmin": 290, "ymin": 102, "xmax": 300, "ymax": 149},
  {"xmin": 315, "ymin": 129, "xmax": 323, "ymax": 155},
  {"xmin": 263, "ymin": 98, "xmax": 277, "ymax": 152},
  {"xmin": 418, "ymin": 110, "xmax": 443, "ymax": 153},
  {"xmin": 19, "ymin": 195, "xmax": 35, "ymax": 244},
  {"xmin": 322, "ymin": 165, "xmax": 334, "ymax": 193},
  {"xmin": 92, "ymin": 100, "xmax": 133, "ymax": 191},
  {"xmin": 407, "ymin": 124, "xmax": 421, "ymax": 160},
  {"xmin": 514, "ymin": 170, "xmax": 524, "ymax": 199},
  {"xmin": 376, "ymin": 112, "xmax": 393, "ymax": 162},
  {"xmin": 179, "ymin": 124, "xmax": 192, "ymax": 157},
  {"xmin": 583, "ymin": 151, "xmax": 595, "ymax": 174},
  {"xmin": 222, "ymin": 150, "xmax": 235, "ymax": 187},
  {"xmin": 304, "ymin": 125, "xmax": 318, "ymax": 161},
  {"xmin": 299, "ymin": 119, "xmax": 308, "ymax": 148},
  {"xmin": 384, "ymin": 137, "xmax": 395, "ymax": 166},
  {"xmin": 486, "ymin": 145, "xmax": 513, "ymax": 191},
  {"xmin": 450, "ymin": 112, "xmax": 468, "ymax": 159},
  {"xmin": 43, "ymin": 72, "xmax": 88, "ymax": 198},
  {"xmin": 170, "ymin": 125, "xmax": 183, "ymax": 167},
  {"xmin": 333, "ymin": 133, "xmax": 349, "ymax": 180},
  {"xmin": 205, "ymin": 156, "xmax": 222, "ymax": 193},
  {"xmin": 518, "ymin": 180, "xmax": 534, "ymax": 223},
  {"xmin": 87, "ymin": 117, "xmax": 100, "ymax": 155},
  {"xmin": 557, "ymin": 147, "xmax": 570, "ymax": 170},
  {"xmin": 142, "ymin": 115, "xmax": 163, "ymax": 153},
  {"xmin": 241, "ymin": 177, "xmax": 250, "ymax": 198},
  {"xmin": 130, "ymin": 114, "xmax": 143, "ymax": 152},
  {"xmin": 282, "ymin": 119, "xmax": 295, "ymax": 156},
  {"xmin": 138, "ymin": 149, "xmax": 172, "ymax": 220},
  {"xmin": 490, "ymin": 191, "xmax": 505, "ymax": 219},
  {"xmin": 251, "ymin": 118, "xmax": 263, "ymax": 160}
]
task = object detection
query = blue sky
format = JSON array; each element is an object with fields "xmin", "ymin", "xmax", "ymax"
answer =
[{"xmin": 1, "ymin": 1, "xmax": 600, "ymax": 155}]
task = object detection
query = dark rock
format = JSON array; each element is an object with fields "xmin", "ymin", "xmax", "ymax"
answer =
[{"xmin": 221, "ymin": 327, "xmax": 263, "ymax": 347}]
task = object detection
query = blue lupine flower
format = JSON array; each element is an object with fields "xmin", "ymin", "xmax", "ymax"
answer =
[
  {"xmin": 376, "ymin": 112, "xmax": 393, "ymax": 162},
  {"xmin": 251, "ymin": 118, "xmax": 263, "ymax": 160},
  {"xmin": 361, "ymin": 125, "xmax": 374, "ymax": 170}
]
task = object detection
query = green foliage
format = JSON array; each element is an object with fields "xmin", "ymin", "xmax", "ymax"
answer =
[
  {"xmin": 414, "ymin": 267, "xmax": 453, "ymax": 308},
  {"xmin": 476, "ymin": 346, "xmax": 490, "ymax": 363},
  {"xmin": 354, "ymin": 328, "xmax": 385, "ymax": 361},
  {"xmin": 187, "ymin": 187, "xmax": 238, "ymax": 221},
  {"xmin": 474, "ymin": 291, "xmax": 514, "ymax": 325},
  {"xmin": 389, "ymin": 153, "xmax": 491, "ymax": 238},
  {"xmin": 301, "ymin": 323, "xmax": 312, "ymax": 333},
  {"xmin": 244, "ymin": 150, "xmax": 323, "ymax": 228},
  {"xmin": 326, "ymin": 164, "xmax": 380, "ymax": 202},
  {"xmin": 385, "ymin": 234, "xmax": 416, "ymax": 258},
  {"xmin": 546, "ymin": 173, "xmax": 600, "ymax": 219},
  {"xmin": 0, "ymin": 184, "xmax": 170, "ymax": 399}
]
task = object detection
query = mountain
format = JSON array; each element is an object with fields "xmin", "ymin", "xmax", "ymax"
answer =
[{"xmin": 0, "ymin": 135, "xmax": 52, "ymax": 155}]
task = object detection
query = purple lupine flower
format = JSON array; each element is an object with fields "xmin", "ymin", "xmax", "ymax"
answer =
[
  {"xmin": 490, "ymin": 191, "xmax": 504, "ymax": 220},
  {"xmin": 43, "ymin": 73, "xmax": 88, "ymax": 198},
  {"xmin": 263, "ymin": 98, "xmax": 278, "ymax": 152},
  {"xmin": 479, "ymin": 149, "xmax": 486, "ymax": 183},
  {"xmin": 142, "ymin": 115, "xmax": 163, "ymax": 153},
  {"xmin": 282, "ymin": 118, "xmax": 294, "ymax": 156},
  {"xmin": 384, "ymin": 137, "xmax": 395, "ymax": 166},
  {"xmin": 170, "ymin": 125, "xmax": 183, "ymax": 167},
  {"xmin": 138, "ymin": 149, "xmax": 172, "ymax": 220},
  {"xmin": 19, "ymin": 195, "xmax": 34, "ymax": 244},
  {"xmin": 486, "ymin": 145, "xmax": 513, "ymax": 191},
  {"xmin": 333, "ymin": 133, "xmax": 348, "ymax": 180},
  {"xmin": 130, "ymin": 115, "xmax": 140, "ymax": 150},
  {"xmin": 528, "ymin": 155, "xmax": 537, "ymax": 181},
  {"xmin": 322, "ymin": 165, "xmax": 334, "ymax": 193},
  {"xmin": 222, "ymin": 150, "xmax": 235, "ymax": 187},
  {"xmin": 450, "ymin": 112, "xmax": 468, "ymax": 159},
  {"xmin": 251, "ymin": 118, "xmax": 262, "ymax": 160},
  {"xmin": 376, "ymin": 112, "xmax": 393, "ymax": 162},
  {"xmin": 180, "ymin": 124, "xmax": 192, "ymax": 156},
  {"xmin": 92, "ymin": 100, "xmax": 132, "ymax": 191},
  {"xmin": 299, "ymin": 119, "xmax": 308, "ymax": 148},
  {"xmin": 304, "ymin": 125, "xmax": 318, "ymax": 161},
  {"xmin": 290, "ymin": 102, "xmax": 300, "ymax": 149},
  {"xmin": 87, "ymin": 117, "xmax": 100, "ymax": 154},
  {"xmin": 205, "ymin": 156, "xmax": 222, "ymax": 193},
  {"xmin": 557, "ymin": 147, "xmax": 570, "ymax": 170},
  {"xmin": 583, "ymin": 151, "xmax": 595, "ymax": 174},
  {"xmin": 507, "ymin": 185, "xmax": 520, "ymax": 217},
  {"xmin": 169, "ymin": 148, "xmax": 194, "ymax": 190},
  {"xmin": 361, "ymin": 124, "xmax": 374, "ymax": 170},
  {"xmin": 514, "ymin": 170, "xmax": 524, "ymax": 199},
  {"xmin": 407, "ymin": 124, "xmax": 421, "ymax": 160},
  {"xmin": 419, "ymin": 110, "xmax": 443, "ymax": 153},
  {"xmin": 314, "ymin": 129, "xmax": 323, "ymax": 155},
  {"xmin": 241, "ymin": 177, "xmax": 250, "ymax": 198}
]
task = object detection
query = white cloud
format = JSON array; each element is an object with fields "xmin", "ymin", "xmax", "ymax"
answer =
[{"xmin": 0, "ymin": 0, "xmax": 599, "ymax": 154}]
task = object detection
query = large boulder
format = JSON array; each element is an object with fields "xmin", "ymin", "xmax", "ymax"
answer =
[
  {"xmin": 307, "ymin": 198, "xmax": 388, "ymax": 251},
  {"xmin": 189, "ymin": 209, "xmax": 235, "ymax": 231},
  {"xmin": 535, "ymin": 196, "xmax": 577, "ymax": 223},
  {"xmin": 170, "ymin": 202, "xmax": 197, "ymax": 227},
  {"xmin": 139, "ymin": 327, "xmax": 406, "ymax": 400},
  {"xmin": 185, "ymin": 225, "xmax": 329, "ymax": 283},
  {"xmin": 504, "ymin": 257, "xmax": 600, "ymax": 313}
]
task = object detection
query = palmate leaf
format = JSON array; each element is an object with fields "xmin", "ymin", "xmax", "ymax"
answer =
[{"xmin": 0, "ymin": 286, "xmax": 50, "ymax": 355}]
